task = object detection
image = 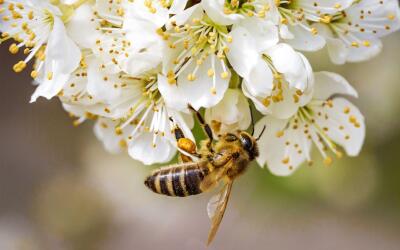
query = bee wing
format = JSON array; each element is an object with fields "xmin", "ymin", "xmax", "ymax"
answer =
[
  {"xmin": 151, "ymin": 160, "xmax": 207, "ymax": 174},
  {"xmin": 206, "ymin": 181, "xmax": 234, "ymax": 246},
  {"xmin": 200, "ymin": 157, "xmax": 234, "ymax": 191}
]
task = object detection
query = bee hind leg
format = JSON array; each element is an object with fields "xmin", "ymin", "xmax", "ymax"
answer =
[{"xmin": 170, "ymin": 117, "xmax": 200, "ymax": 163}]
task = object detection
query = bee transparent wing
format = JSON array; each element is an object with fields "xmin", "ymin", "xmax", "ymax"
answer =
[
  {"xmin": 206, "ymin": 181, "xmax": 234, "ymax": 246},
  {"xmin": 151, "ymin": 160, "xmax": 207, "ymax": 174},
  {"xmin": 200, "ymin": 157, "xmax": 234, "ymax": 192}
]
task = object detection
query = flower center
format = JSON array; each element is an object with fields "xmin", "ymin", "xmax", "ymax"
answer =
[
  {"xmin": 160, "ymin": 15, "xmax": 232, "ymax": 92},
  {"xmin": 261, "ymin": 56, "xmax": 303, "ymax": 107},
  {"xmin": 223, "ymin": 0, "xmax": 270, "ymax": 18},
  {"xmin": 111, "ymin": 73, "xmax": 170, "ymax": 147}
]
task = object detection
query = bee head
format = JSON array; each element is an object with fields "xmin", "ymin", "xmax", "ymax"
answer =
[{"xmin": 223, "ymin": 131, "xmax": 259, "ymax": 160}]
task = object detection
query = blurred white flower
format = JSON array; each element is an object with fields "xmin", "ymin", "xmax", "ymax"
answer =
[
  {"xmin": 255, "ymin": 72, "xmax": 365, "ymax": 176},
  {"xmin": 0, "ymin": 0, "xmax": 82, "ymax": 102},
  {"xmin": 273, "ymin": 0, "xmax": 353, "ymax": 51},
  {"xmin": 205, "ymin": 88, "xmax": 251, "ymax": 135},
  {"xmin": 313, "ymin": 0, "xmax": 400, "ymax": 64}
]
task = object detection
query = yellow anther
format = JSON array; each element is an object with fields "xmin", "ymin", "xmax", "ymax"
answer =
[
  {"xmin": 47, "ymin": 71, "xmax": 53, "ymax": 80},
  {"xmin": 13, "ymin": 61, "xmax": 26, "ymax": 73},
  {"xmin": 187, "ymin": 73, "xmax": 196, "ymax": 81},
  {"xmin": 207, "ymin": 69, "xmax": 215, "ymax": 77},
  {"xmin": 220, "ymin": 71, "xmax": 229, "ymax": 79},
  {"xmin": 30, "ymin": 70, "xmax": 38, "ymax": 79},
  {"xmin": 276, "ymin": 131, "xmax": 284, "ymax": 138},
  {"xmin": 9, "ymin": 43, "xmax": 19, "ymax": 54},
  {"xmin": 324, "ymin": 156, "xmax": 333, "ymax": 166}
]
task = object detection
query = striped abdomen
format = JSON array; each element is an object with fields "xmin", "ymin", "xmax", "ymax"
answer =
[{"xmin": 144, "ymin": 164, "xmax": 210, "ymax": 197}]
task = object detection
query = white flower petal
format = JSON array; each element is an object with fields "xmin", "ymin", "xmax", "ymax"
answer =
[
  {"xmin": 86, "ymin": 60, "xmax": 122, "ymax": 102},
  {"xmin": 94, "ymin": 118, "xmax": 125, "ymax": 154},
  {"xmin": 120, "ymin": 19, "xmax": 164, "ymax": 76},
  {"xmin": 128, "ymin": 133, "xmax": 176, "ymax": 165},
  {"xmin": 238, "ymin": 18, "xmax": 279, "ymax": 52},
  {"xmin": 31, "ymin": 17, "xmax": 81, "ymax": 102},
  {"xmin": 66, "ymin": 3, "xmax": 100, "ymax": 48},
  {"xmin": 326, "ymin": 38, "xmax": 347, "ymax": 65},
  {"xmin": 285, "ymin": 24, "xmax": 326, "ymax": 52},
  {"xmin": 205, "ymin": 89, "xmax": 251, "ymax": 134},
  {"xmin": 125, "ymin": 0, "xmax": 170, "ymax": 28},
  {"xmin": 244, "ymin": 57, "xmax": 274, "ymax": 97},
  {"xmin": 202, "ymin": 0, "xmax": 244, "ymax": 25},
  {"xmin": 266, "ymin": 43, "xmax": 313, "ymax": 91},
  {"xmin": 159, "ymin": 56, "xmax": 230, "ymax": 110},
  {"xmin": 296, "ymin": 0, "xmax": 353, "ymax": 15},
  {"xmin": 227, "ymin": 26, "xmax": 260, "ymax": 80},
  {"xmin": 169, "ymin": 0, "xmax": 189, "ymax": 14},
  {"xmin": 312, "ymin": 98, "xmax": 365, "ymax": 156},
  {"xmin": 255, "ymin": 116, "xmax": 311, "ymax": 176},
  {"xmin": 313, "ymin": 72, "xmax": 358, "ymax": 100},
  {"xmin": 243, "ymin": 82, "xmax": 310, "ymax": 120}
]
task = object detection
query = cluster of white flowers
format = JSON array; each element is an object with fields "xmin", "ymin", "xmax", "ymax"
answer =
[{"xmin": 1, "ymin": 0, "xmax": 399, "ymax": 175}]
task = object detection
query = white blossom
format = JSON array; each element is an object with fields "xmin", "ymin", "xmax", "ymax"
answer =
[
  {"xmin": 273, "ymin": 0, "xmax": 353, "ymax": 51},
  {"xmin": 0, "ymin": 0, "xmax": 82, "ymax": 102},
  {"xmin": 205, "ymin": 88, "xmax": 251, "ymax": 135},
  {"xmin": 227, "ymin": 22, "xmax": 314, "ymax": 119},
  {"xmin": 2, "ymin": 0, "xmax": 396, "ymax": 173},
  {"xmin": 313, "ymin": 0, "xmax": 400, "ymax": 64},
  {"xmin": 255, "ymin": 72, "xmax": 365, "ymax": 176},
  {"xmin": 59, "ymin": 55, "xmax": 194, "ymax": 165},
  {"xmin": 158, "ymin": 4, "xmax": 231, "ymax": 110}
]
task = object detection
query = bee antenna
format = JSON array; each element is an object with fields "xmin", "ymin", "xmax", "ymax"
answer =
[
  {"xmin": 256, "ymin": 126, "xmax": 266, "ymax": 141},
  {"xmin": 250, "ymin": 105, "xmax": 255, "ymax": 136}
]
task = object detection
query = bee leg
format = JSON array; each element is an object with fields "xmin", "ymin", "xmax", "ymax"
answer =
[
  {"xmin": 170, "ymin": 118, "xmax": 200, "ymax": 163},
  {"xmin": 187, "ymin": 104, "xmax": 214, "ymax": 152}
]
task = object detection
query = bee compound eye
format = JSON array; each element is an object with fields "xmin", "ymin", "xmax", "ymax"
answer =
[{"xmin": 240, "ymin": 134, "xmax": 253, "ymax": 151}]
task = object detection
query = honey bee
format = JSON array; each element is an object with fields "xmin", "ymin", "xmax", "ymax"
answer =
[{"xmin": 144, "ymin": 104, "xmax": 266, "ymax": 245}]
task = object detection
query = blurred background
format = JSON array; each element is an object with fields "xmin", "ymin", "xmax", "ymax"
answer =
[{"xmin": 1, "ymin": 32, "xmax": 400, "ymax": 250}]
